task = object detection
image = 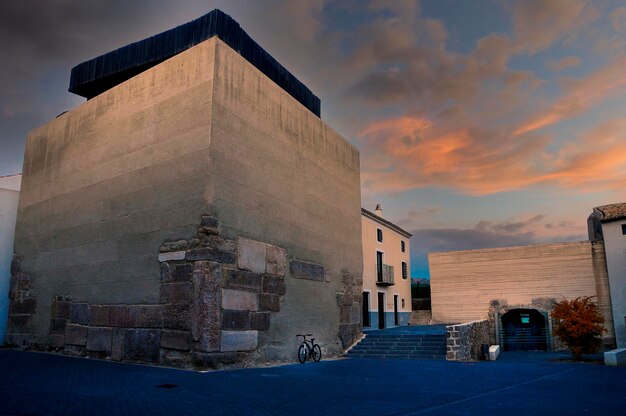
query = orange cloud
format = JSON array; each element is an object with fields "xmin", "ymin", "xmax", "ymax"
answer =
[
  {"xmin": 544, "ymin": 118, "xmax": 626, "ymax": 188},
  {"xmin": 514, "ymin": 56, "xmax": 626, "ymax": 135},
  {"xmin": 359, "ymin": 114, "xmax": 626, "ymax": 196},
  {"xmin": 268, "ymin": 0, "xmax": 626, "ymax": 200},
  {"xmin": 512, "ymin": 0, "xmax": 599, "ymax": 54},
  {"xmin": 546, "ymin": 56, "xmax": 581, "ymax": 72},
  {"xmin": 610, "ymin": 7, "xmax": 626, "ymax": 31}
]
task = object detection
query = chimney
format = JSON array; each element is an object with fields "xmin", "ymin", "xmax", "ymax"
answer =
[{"xmin": 375, "ymin": 204, "xmax": 383, "ymax": 218}]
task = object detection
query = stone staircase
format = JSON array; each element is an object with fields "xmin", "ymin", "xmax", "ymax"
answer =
[{"xmin": 346, "ymin": 329, "xmax": 447, "ymax": 360}]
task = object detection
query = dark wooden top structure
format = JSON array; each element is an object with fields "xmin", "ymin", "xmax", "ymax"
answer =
[{"xmin": 69, "ymin": 9, "xmax": 321, "ymax": 117}]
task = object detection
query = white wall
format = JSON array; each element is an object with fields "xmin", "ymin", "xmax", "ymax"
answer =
[
  {"xmin": 361, "ymin": 212, "xmax": 412, "ymax": 327},
  {"xmin": 0, "ymin": 174, "xmax": 21, "ymax": 344},
  {"xmin": 602, "ymin": 220, "xmax": 626, "ymax": 348}
]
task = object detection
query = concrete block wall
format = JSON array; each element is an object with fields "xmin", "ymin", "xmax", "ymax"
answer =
[
  {"xmin": 6, "ymin": 37, "xmax": 363, "ymax": 366},
  {"xmin": 430, "ymin": 241, "xmax": 615, "ymax": 347}
]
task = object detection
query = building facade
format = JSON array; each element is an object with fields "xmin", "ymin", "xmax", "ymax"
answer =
[
  {"xmin": 588, "ymin": 202, "xmax": 626, "ymax": 348},
  {"xmin": 361, "ymin": 205, "xmax": 412, "ymax": 329},
  {"xmin": 430, "ymin": 240, "xmax": 615, "ymax": 351},
  {"xmin": 5, "ymin": 10, "xmax": 363, "ymax": 368},
  {"xmin": 0, "ymin": 174, "xmax": 21, "ymax": 344}
]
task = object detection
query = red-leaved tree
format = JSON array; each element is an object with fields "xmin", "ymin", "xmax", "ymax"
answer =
[{"xmin": 551, "ymin": 296, "xmax": 605, "ymax": 359}]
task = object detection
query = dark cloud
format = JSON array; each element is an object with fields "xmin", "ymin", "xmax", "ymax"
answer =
[
  {"xmin": 409, "ymin": 226, "xmax": 536, "ymax": 278},
  {"xmin": 489, "ymin": 214, "xmax": 545, "ymax": 234},
  {"xmin": 0, "ymin": 0, "xmax": 212, "ymax": 175},
  {"xmin": 408, "ymin": 214, "xmax": 586, "ymax": 278}
]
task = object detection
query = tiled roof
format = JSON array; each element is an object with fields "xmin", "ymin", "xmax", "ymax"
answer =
[
  {"xmin": 361, "ymin": 208, "xmax": 412, "ymax": 238},
  {"xmin": 594, "ymin": 202, "xmax": 626, "ymax": 222}
]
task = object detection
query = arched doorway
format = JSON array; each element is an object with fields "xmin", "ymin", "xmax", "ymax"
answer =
[{"xmin": 500, "ymin": 309, "xmax": 548, "ymax": 351}]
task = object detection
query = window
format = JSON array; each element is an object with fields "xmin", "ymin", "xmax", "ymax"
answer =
[
  {"xmin": 622, "ymin": 224, "xmax": 626, "ymax": 235},
  {"xmin": 401, "ymin": 298, "xmax": 405, "ymax": 308},
  {"xmin": 377, "ymin": 228, "xmax": 383, "ymax": 242},
  {"xmin": 401, "ymin": 240, "xmax": 405, "ymax": 253},
  {"xmin": 402, "ymin": 262, "xmax": 408, "ymax": 280},
  {"xmin": 376, "ymin": 251, "xmax": 383, "ymax": 281}
]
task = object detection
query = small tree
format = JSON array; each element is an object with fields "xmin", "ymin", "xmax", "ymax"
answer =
[{"xmin": 551, "ymin": 296, "xmax": 605, "ymax": 360}]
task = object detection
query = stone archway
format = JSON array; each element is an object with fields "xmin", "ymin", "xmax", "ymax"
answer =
[
  {"xmin": 500, "ymin": 308, "xmax": 548, "ymax": 351},
  {"xmin": 489, "ymin": 299, "xmax": 557, "ymax": 351}
]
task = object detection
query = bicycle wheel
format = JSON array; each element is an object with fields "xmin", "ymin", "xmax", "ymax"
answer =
[
  {"xmin": 298, "ymin": 344, "xmax": 308, "ymax": 363},
  {"xmin": 312, "ymin": 344, "xmax": 322, "ymax": 362}
]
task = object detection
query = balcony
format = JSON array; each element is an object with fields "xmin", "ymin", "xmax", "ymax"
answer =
[{"xmin": 376, "ymin": 264, "xmax": 394, "ymax": 286}]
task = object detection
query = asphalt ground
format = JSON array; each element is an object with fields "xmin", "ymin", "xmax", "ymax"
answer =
[{"xmin": 0, "ymin": 349, "xmax": 624, "ymax": 416}]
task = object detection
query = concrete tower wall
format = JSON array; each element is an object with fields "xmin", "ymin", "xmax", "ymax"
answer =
[
  {"xmin": 7, "ymin": 38, "xmax": 363, "ymax": 366},
  {"xmin": 206, "ymin": 40, "xmax": 363, "ymax": 358}
]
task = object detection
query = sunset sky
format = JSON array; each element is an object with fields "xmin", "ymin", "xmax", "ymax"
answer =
[{"xmin": 1, "ymin": 0, "xmax": 625, "ymax": 278}]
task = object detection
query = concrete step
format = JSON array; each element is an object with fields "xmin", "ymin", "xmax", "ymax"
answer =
[
  {"xmin": 354, "ymin": 342, "xmax": 445, "ymax": 347},
  {"xmin": 351, "ymin": 343, "xmax": 445, "ymax": 349},
  {"xmin": 346, "ymin": 331, "xmax": 447, "ymax": 361},
  {"xmin": 351, "ymin": 344, "xmax": 445, "ymax": 350},
  {"xmin": 350, "ymin": 350, "xmax": 445, "ymax": 356},
  {"xmin": 358, "ymin": 340, "xmax": 443, "ymax": 343},
  {"xmin": 348, "ymin": 353, "xmax": 446, "ymax": 360},
  {"xmin": 352, "ymin": 349, "xmax": 445, "ymax": 354},
  {"xmin": 364, "ymin": 334, "xmax": 443, "ymax": 339}
]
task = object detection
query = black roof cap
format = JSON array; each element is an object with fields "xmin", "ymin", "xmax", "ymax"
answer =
[{"xmin": 68, "ymin": 9, "xmax": 321, "ymax": 117}]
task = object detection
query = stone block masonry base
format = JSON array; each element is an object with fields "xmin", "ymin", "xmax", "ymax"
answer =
[
  {"xmin": 4, "ymin": 214, "xmax": 339, "ymax": 369},
  {"xmin": 446, "ymin": 320, "xmax": 490, "ymax": 361}
]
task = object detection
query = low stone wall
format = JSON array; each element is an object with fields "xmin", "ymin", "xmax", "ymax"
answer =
[
  {"xmin": 412, "ymin": 298, "xmax": 431, "ymax": 311},
  {"xmin": 409, "ymin": 310, "xmax": 432, "ymax": 325},
  {"xmin": 446, "ymin": 320, "xmax": 490, "ymax": 361}
]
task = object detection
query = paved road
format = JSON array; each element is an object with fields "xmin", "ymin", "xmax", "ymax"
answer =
[{"xmin": 0, "ymin": 349, "xmax": 624, "ymax": 415}]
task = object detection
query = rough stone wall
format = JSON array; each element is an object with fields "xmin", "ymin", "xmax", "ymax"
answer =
[
  {"xmin": 430, "ymin": 241, "xmax": 615, "ymax": 347},
  {"xmin": 6, "ymin": 215, "xmax": 330, "ymax": 368},
  {"xmin": 336, "ymin": 271, "xmax": 363, "ymax": 348},
  {"xmin": 13, "ymin": 39, "xmax": 220, "ymax": 343},
  {"xmin": 409, "ymin": 311, "xmax": 432, "ymax": 325},
  {"xmin": 5, "ymin": 257, "xmax": 36, "ymax": 348},
  {"xmin": 7, "ymin": 37, "xmax": 363, "ymax": 366},
  {"xmin": 446, "ymin": 320, "xmax": 490, "ymax": 361},
  {"xmin": 488, "ymin": 299, "xmax": 563, "ymax": 350}
]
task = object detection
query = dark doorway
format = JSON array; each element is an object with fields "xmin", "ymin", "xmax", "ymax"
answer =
[
  {"xmin": 362, "ymin": 292, "xmax": 370, "ymax": 327},
  {"xmin": 500, "ymin": 309, "xmax": 548, "ymax": 351},
  {"xmin": 393, "ymin": 295, "xmax": 399, "ymax": 325},
  {"xmin": 376, "ymin": 251, "xmax": 383, "ymax": 282},
  {"xmin": 377, "ymin": 292, "xmax": 385, "ymax": 329}
]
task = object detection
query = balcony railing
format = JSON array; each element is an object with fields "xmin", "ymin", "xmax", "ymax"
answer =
[{"xmin": 376, "ymin": 264, "xmax": 394, "ymax": 286}]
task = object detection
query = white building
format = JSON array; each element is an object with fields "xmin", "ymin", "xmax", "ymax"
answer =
[
  {"xmin": 588, "ymin": 202, "xmax": 626, "ymax": 348},
  {"xmin": 361, "ymin": 205, "xmax": 412, "ymax": 329},
  {"xmin": 0, "ymin": 174, "xmax": 22, "ymax": 344}
]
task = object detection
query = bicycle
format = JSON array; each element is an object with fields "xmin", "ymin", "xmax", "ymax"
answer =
[{"xmin": 296, "ymin": 334, "xmax": 322, "ymax": 363}]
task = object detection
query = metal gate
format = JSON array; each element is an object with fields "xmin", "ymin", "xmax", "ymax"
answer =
[{"xmin": 498, "ymin": 309, "xmax": 549, "ymax": 351}]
